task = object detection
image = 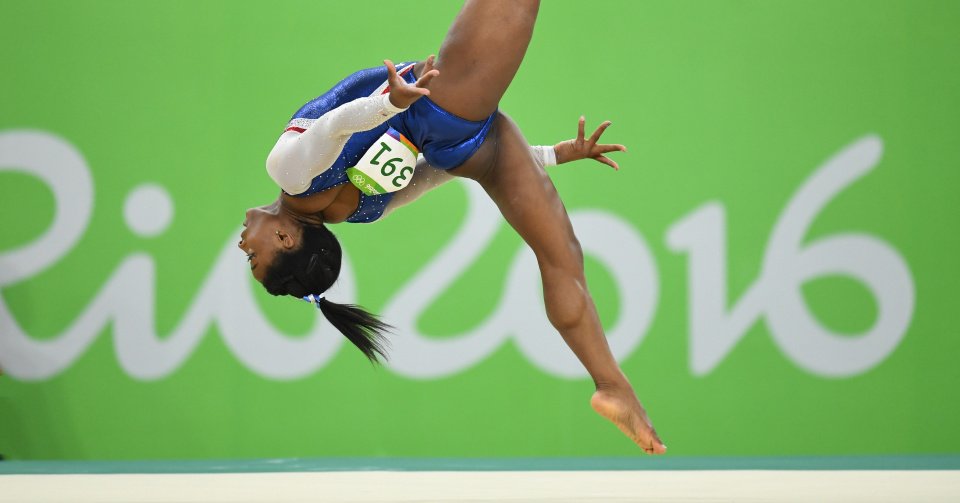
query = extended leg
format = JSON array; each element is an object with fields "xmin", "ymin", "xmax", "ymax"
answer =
[
  {"xmin": 454, "ymin": 113, "xmax": 667, "ymax": 454},
  {"xmin": 427, "ymin": 0, "xmax": 540, "ymax": 121}
]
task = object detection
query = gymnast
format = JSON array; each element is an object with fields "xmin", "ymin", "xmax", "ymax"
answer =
[{"xmin": 238, "ymin": 0, "xmax": 665, "ymax": 454}]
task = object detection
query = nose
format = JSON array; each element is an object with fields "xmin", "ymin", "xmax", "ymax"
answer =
[{"xmin": 237, "ymin": 228, "xmax": 247, "ymax": 250}]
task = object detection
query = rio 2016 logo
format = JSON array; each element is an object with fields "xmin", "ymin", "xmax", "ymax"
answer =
[{"xmin": 0, "ymin": 131, "xmax": 914, "ymax": 381}]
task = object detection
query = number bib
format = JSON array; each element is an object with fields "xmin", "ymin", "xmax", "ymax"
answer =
[{"xmin": 347, "ymin": 127, "xmax": 419, "ymax": 196}]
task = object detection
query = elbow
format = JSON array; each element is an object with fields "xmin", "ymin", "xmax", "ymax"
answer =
[{"xmin": 265, "ymin": 150, "xmax": 309, "ymax": 195}]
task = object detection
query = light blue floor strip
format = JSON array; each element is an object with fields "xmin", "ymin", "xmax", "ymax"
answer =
[{"xmin": 1, "ymin": 455, "xmax": 959, "ymax": 474}]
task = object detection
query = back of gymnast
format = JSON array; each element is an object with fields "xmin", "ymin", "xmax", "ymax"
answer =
[{"xmin": 238, "ymin": 0, "xmax": 666, "ymax": 454}]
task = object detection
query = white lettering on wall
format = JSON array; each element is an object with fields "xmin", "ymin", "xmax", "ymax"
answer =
[
  {"xmin": 0, "ymin": 131, "xmax": 915, "ymax": 381},
  {"xmin": 666, "ymin": 135, "xmax": 915, "ymax": 376}
]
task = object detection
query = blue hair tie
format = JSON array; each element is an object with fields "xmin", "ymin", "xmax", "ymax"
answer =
[{"xmin": 302, "ymin": 293, "xmax": 326, "ymax": 306}]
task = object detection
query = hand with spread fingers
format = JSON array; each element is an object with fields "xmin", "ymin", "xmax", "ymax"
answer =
[
  {"xmin": 385, "ymin": 55, "xmax": 439, "ymax": 109},
  {"xmin": 553, "ymin": 116, "xmax": 627, "ymax": 170}
]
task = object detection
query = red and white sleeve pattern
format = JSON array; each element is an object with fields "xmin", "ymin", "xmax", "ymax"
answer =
[{"xmin": 267, "ymin": 93, "xmax": 408, "ymax": 195}]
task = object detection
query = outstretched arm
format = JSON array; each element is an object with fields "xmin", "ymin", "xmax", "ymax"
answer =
[
  {"xmin": 553, "ymin": 116, "xmax": 627, "ymax": 170},
  {"xmin": 383, "ymin": 118, "xmax": 625, "ymax": 217},
  {"xmin": 382, "ymin": 147, "xmax": 549, "ymax": 217},
  {"xmin": 266, "ymin": 59, "xmax": 438, "ymax": 195}
]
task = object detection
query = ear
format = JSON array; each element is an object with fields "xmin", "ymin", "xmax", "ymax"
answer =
[{"xmin": 276, "ymin": 229, "xmax": 297, "ymax": 250}]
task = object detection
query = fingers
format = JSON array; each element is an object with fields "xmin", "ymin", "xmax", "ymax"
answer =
[
  {"xmin": 408, "ymin": 87, "xmax": 431, "ymax": 98},
  {"xmin": 416, "ymin": 54, "xmax": 439, "ymax": 89},
  {"xmin": 415, "ymin": 69, "xmax": 439, "ymax": 90},
  {"xmin": 576, "ymin": 116, "xmax": 586, "ymax": 147},
  {"xmin": 587, "ymin": 120, "xmax": 612, "ymax": 145},
  {"xmin": 587, "ymin": 120, "xmax": 625, "ymax": 170},
  {"xmin": 595, "ymin": 143, "xmax": 627, "ymax": 154},
  {"xmin": 383, "ymin": 59, "xmax": 399, "ymax": 82},
  {"xmin": 594, "ymin": 155, "xmax": 619, "ymax": 171}
]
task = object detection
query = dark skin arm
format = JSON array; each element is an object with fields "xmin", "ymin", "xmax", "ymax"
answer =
[
  {"xmin": 554, "ymin": 117, "xmax": 627, "ymax": 170},
  {"xmin": 381, "ymin": 116, "xmax": 628, "ymax": 217}
]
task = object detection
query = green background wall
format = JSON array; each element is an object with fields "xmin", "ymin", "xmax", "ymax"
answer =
[{"xmin": 1, "ymin": 0, "xmax": 958, "ymax": 460}]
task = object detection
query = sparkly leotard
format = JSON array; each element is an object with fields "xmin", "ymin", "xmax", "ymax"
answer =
[{"xmin": 269, "ymin": 62, "xmax": 495, "ymax": 223}]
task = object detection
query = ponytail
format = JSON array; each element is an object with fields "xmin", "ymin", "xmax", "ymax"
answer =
[
  {"xmin": 261, "ymin": 222, "xmax": 392, "ymax": 362},
  {"xmin": 309, "ymin": 296, "xmax": 391, "ymax": 363}
]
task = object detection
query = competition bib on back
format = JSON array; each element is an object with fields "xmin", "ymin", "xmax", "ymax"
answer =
[{"xmin": 347, "ymin": 127, "xmax": 418, "ymax": 196}]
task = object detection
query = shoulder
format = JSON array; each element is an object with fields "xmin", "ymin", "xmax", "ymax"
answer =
[
  {"xmin": 289, "ymin": 66, "xmax": 391, "ymax": 121},
  {"xmin": 289, "ymin": 63, "xmax": 417, "ymax": 121}
]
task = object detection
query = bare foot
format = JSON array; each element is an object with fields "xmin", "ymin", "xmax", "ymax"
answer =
[{"xmin": 591, "ymin": 388, "xmax": 666, "ymax": 454}]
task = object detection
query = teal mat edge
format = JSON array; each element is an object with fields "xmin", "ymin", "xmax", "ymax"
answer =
[{"xmin": 2, "ymin": 455, "xmax": 959, "ymax": 475}]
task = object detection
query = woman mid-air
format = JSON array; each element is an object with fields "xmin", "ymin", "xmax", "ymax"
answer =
[{"xmin": 239, "ymin": 0, "xmax": 666, "ymax": 454}]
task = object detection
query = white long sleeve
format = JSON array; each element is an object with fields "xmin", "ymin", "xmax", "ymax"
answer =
[
  {"xmin": 530, "ymin": 144, "xmax": 558, "ymax": 168},
  {"xmin": 266, "ymin": 93, "xmax": 407, "ymax": 195}
]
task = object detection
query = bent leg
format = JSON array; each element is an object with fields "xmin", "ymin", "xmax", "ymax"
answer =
[
  {"xmin": 428, "ymin": 0, "xmax": 540, "ymax": 121},
  {"xmin": 453, "ymin": 113, "xmax": 667, "ymax": 454}
]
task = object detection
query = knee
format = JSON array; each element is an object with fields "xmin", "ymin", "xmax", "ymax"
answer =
[
  {"xmin": 541, "ymin": 259, "xmax": 590, "ymax": 332},
  {"xmin": 543, "ymin": 275, "xmax": 590, "ymax": 332},
  {"xmin": 541, "ymin": 235, "xmax": 584, "ymax": 273},
  {"xmin": 567, "ymin": 237, "xmax": 584, "ymax": 268}
]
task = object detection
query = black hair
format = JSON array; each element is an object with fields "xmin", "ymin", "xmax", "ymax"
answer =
[{"xmin": 261, "ymin": 222, "xmax": 390, "ymax": 363}]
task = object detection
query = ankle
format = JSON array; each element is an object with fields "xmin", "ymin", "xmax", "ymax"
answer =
[{"xmin": 593, "ymin": 373, "xmax": 632, "ymax": 394}]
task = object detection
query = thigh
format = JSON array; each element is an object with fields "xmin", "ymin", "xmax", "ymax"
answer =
[
  {"xmin": 453, "ymin": 113, "xmax": 581, "ymax": 268},
  {"xmin": 427, "ymin": 0, "xmax": 540, "ymax": 122}
]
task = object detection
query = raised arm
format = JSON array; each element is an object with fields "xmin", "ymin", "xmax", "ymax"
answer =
[
  {"xmin": 382, "ymin": 118, "xmax": 625, "ymax": 217},
  {"xmin": 266, "ymin": 59, "xmax": 439, "ymax": 195},
  {"xmin": 266, "ymin": 94, "xmax": 405, "ymax": 194}
]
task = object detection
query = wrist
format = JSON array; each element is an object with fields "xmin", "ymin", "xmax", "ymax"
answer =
[
  {"xmin": 545, "ymin": 144, "xmax": 558, "ymax": 166},
  {"xmin": 531, "ymin": 145, "xmax": 558, "ymax": 168},
  {"xmin": 552, "ymin": 143, "xmax": 565, "ymax": 165},
  {"xmin": 384, "ymin": 92, "xmax": 408, "ymax": 113}
]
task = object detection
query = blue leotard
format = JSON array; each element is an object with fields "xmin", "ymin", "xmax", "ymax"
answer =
[{"xmin": 285, "ymin": 62, "xmax": 495, "ymax": 223}]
